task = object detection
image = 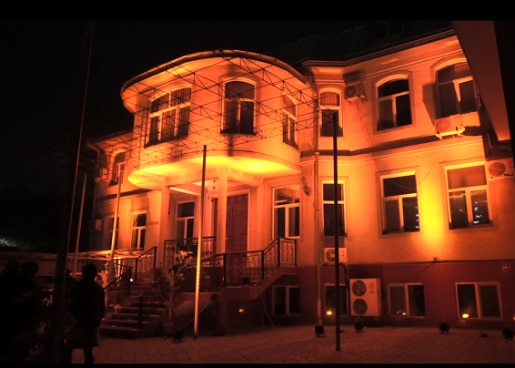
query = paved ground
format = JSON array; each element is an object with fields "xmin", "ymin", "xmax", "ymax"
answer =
[{"xmin": 72, "ymin": 324, "xmax": 515, "ymax": 364}]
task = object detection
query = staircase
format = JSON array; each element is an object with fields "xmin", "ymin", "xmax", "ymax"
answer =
[{"xmin": 99, "ymin": 271, "xmax": 170, "ymax": 339}]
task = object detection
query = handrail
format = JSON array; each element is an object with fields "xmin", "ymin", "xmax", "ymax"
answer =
[{"xmin": 133, "ymin": 246, "xmax": 158, "ymax": 283}]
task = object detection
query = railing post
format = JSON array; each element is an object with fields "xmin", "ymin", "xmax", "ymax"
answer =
[
  {"xmin": 127, "ymin": 267, "xmax": 132, "ymax": 297},
  {"xmin": 277, "ymin": 238, "xmax": 281, "ymax": 267},
  {"xmin": 134, "ymin": 258, "xmax": 139, "ymax": 284},
  {"xmin": 153, "ymin": 246, "xmax": 157, "ymax": 271},
  {"xmin": 138, "ymin": 295, "xmax": 143, "ymax": 328},
  {"xmin": 261, "ymin": 249, "xmax": 265, "ymax": 281},
  {"xmin": 223, "ymin": 253, "xmax": 227, "ymax": 287}
]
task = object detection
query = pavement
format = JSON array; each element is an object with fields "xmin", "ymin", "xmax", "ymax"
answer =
[{"xmin": 72, "ymin": 324, "xmax": 515, "ymax": 364}]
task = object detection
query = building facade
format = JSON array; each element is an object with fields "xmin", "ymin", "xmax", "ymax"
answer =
[{"xmin": 86, "ymin": 22, "xmax": 515, "ymax": 331}]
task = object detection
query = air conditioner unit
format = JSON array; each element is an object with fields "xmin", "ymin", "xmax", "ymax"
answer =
[
  {"xmin": 349, "ymin": 278, "xmax": 381, "ymax": 317},
  {"xmin": 487, "ymin": 159, "xmax": 514, "ymax": 180},
  {"xmin": 344, "ymin": 82, "xmax": 366, "ymax": 102},
  {"xmin": 434, "ymin": 115, "xmax": 465, "ymax": 139},
  {"xmin": 324, "ymin": 247, "xmax": 347, "ymax": 264}
]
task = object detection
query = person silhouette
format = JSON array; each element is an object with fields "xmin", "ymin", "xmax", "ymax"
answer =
[{"xmin": 64, "ymin": 263, "xmax": 105, "ymax": 364}]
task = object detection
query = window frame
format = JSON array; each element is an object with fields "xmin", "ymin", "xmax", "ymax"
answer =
[
  {"xmin": 380, "ymin": 172, "xmax": 420, "ymax": 234},
  {"xmin": 272, "ymin": 285, "xmax": 300, "ymax": 316},
  {"xmin": 324, "ymin": 283, "xmax": 348, "ymax": 317},
  {"xmin": 147, "ymin": 87, "xmax": 191, "ymax": 146},
  {"xmin": 322, "ymin": 181, "xmax": 346, "ymax": 237},
  {"xmin": 319, "ymin": 90, "xmax": 343, "ymax": 137},
  {"xmin": 376, "ymin": 76, "xmax": 412, "ymax": 131},
  {"xmin": 387, "ymin": 283, "xmax": 426, "ymax": 317},
  {"xmin": 273, "ymin": 185, "xmax": 300, "ymax": 239},
  {"xmin": 176, "ymin": 201, "xmax": 195, "ymax": 250},
  {"xmin": 445, "ymin": 163, "xmax": 490, "ymax": 229},
  {"xmin": 109, "ymin": 152, "xmax": 125, "ymax": 186},
  {"xmin": 222, "ymin": 80, "xmax": 255, "ymax": 135},
  {"xmin": 436, "ymin": 62, "xmax": 478, "ymax": 118},
  {"xmin": 131, "ymin": 213, "xmax": 147, "ymax": 250},
  {"xmin": 281, "ymin": 94, "xmax": 298, "ymax": 148},
  {"xmin": 455, "ymin": 282, "xmax": 502, "ymax": 319}
]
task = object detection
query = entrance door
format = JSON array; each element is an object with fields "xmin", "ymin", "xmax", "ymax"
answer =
[{"xmin": 226, "ymin": 194, "xmax": 248, "ymax": 253}]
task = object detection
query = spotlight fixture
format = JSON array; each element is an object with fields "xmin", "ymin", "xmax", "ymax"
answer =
[
  {"xmin": 439, "ymin": 322, "xmax": 450, "ymax": 334},
  {"xmin": 502, "ymin": 327, "xmax": 514, "ymax": 340},
  {"xmin": 354, "ymin": 320, "xmax": 365, "ymax": 333},
  {"xmin": 314, "ymin": 325, "xmax": 325, "ymax": 337}
]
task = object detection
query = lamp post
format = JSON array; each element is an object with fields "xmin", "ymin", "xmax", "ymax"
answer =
[{"xmin": 332, "ymin": 112, "xmax": 341, "ymax": 351}]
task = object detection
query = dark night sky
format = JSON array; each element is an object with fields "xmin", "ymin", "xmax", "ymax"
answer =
[
  {"xmin": 1, "ymin": 20, "xmax": 355, "ymax": 249},
  {"xmin": 2, "ymin": 20, "xmax": 353, "ymax": 193}
]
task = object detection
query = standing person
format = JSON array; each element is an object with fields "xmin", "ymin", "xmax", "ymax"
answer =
[{"xmin": 65, "ymin": 263, "xmax": 106, "ymax": 364}]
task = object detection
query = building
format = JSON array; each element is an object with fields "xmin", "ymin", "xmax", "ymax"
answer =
[{"xmin": 85, "ymin": 21, "xmax": 514, "ymax": 332}]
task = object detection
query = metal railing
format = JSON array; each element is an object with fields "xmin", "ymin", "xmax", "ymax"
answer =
[{"xmin": 163, "ymin": 236, "xmax": 296, "ymax": 287}]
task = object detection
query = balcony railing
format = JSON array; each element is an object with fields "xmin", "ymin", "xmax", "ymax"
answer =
[{"xmin": 163, "ymin": 236, "xmax": 296, "ymax": 287}]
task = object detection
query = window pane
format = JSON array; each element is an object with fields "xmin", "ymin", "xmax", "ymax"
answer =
[
  {"xmin": 178, "ymin": 202, "xmax": 195, "ymax": 217},
  {"xmin": 289, "ymin": 287, "xmax": 301, "ymax": 314},
  {"xmin": 325, "ymin": 285, "xmax": 347, "ymax": 315},
  {"xmin": 396, "ymin": 93, "xmax": 412, "ymax": 126},
  {"xmin": 323, "ymin": 183, "xmax": 342, "ymax": 201},
  {"xmin": 274, "ymin": 286, "xmax": 286, "ymax": 315},
  {"xmin": 479, "ymin": 285, "xmax": 501, "ymax": 317},
  {"xmin": 135, "ymin": 214, "xmax": 146, "ymax": 226},
  {"xmin": 275, "ymin": 207, "xmax": 286, "ymax": 237},
  {"xmin": 402, "ymin": 197, "xmax": 419, "ymax": 232},
  {"xmin": 389, "ymin": 286, "xmax": 406, "ymax": 316},
  {"xmin": 460, "ymin": 80, "xmax": 476, "ymax": 113},
  {"xmin": 385, "ymin": 200, "xmax": 401, "ymax": 232},
  {"xmin": 323, "ymin": 204, "xmax": 344, "ymax": 236},
  {"xmin": 378, "ymin": 100, "xmax": 394, "ymax": 130},
  {"xmin": 449, "ymin": 190, "xmax": 468, "ymax": 228},
  {"xmin": 379, "ymin": 79, "xmax": 408, "ymax": 96},
  {"xmin": 288, "ymin": 207, "xmax": 300, "ymax": 237},
  {"xmin": 384, "ymin": 176, "xmax": 416, "ymax": 196},
  {"xmin": 447, "ymin": 166, "xmax": 486, "ymax": 189},
  {"xmin": 471, "ymin": 190, "xmax": 489, "ymax": 225},
  {"xmin": 240, "ymin": 101, "xmax": 254, "ymax": 134},
  {"xmin": 457, "ymin": 284, "xmax": 478, "ymax": 318},
  {"xmin": 439, "ymin": 83, "xmax": 458, "ymax": 117},
  {"xmin": 408, "ymin": 285, "xmax": 425, "ymax": 316}
]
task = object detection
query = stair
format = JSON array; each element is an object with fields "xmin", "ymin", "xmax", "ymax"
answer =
[{"xmin": 100, "ymin": 272, "xmax": 170, "ymax": 339}]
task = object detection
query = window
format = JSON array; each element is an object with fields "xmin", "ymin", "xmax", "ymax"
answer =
[
  {"xmin": 437, "ymin": 63, "xmax": 478, "ymax": 118},
  {"xmin": 320, "ymin": 91, "xmax": 343, "ymax": 137},
  {"xmin": 446, "ymin": 164, "xmax": 490, "ymax": 229},
  {"xmin": 131, "ymin": 213, "xmax": 146, "ymax": 250},
  {"xmin": 388, "ymin": 283, "xmax": 426, "ymax": 317},
  {"xmin": 147, "ymin": 87, "xmax": 191, "ymax": 145},
  {"xmin": 273, "ymin": 285, "xmax": 300, "ymax": 316},
  {"xmin": 176, "ymin": 201, "xmax": 195, "ymax": 250},
  {"xmin": 282, "ymin": 95, "xmax": 297, "ymax": 148},
  {"xmin": 325, "ymin": 284, "xmax": 348, "ymax": 316},
  {"xmin": 274, "ymin": 185, "xmax": 300, "ymax": 238},
  {"xmin": 107, "ymin": 217, "xmax": 119, "ymax": 250},
  {"xmin": 322, "ymin": 183, "xmax": 345, "ymax": 236},
  {"xmin": 222, "ymin": 81, "xmax": 255, "ymax": 134},
  {"xmin": 377, "ymin": 79, "xmax": 412, "ymax": 131},
  {"xmin": 456, "ymin": 283, "xmax": 501, "ymax": 319},
  {"xmin": 381, "ymin": 173, "xmax": 419, "ymax": 233},
  {"xmin": 109, "ymin": 152, "xmax": 125, "ymax": 186}
]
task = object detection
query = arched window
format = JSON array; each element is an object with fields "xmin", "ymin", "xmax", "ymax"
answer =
[
  {"xmin": 377, "ymin": 79, "xmax": 412, "ymax": 131},
  {"xmin": 222, "ymin": 81, "xmax": 255, "ymax": 134},
  {"xmin": 437, "ymin": 63, "xmax": 478, "ymax": 118},
  {"xmin": 320, "ymin": 91, "xmax": 343, "ymax": 137}
]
